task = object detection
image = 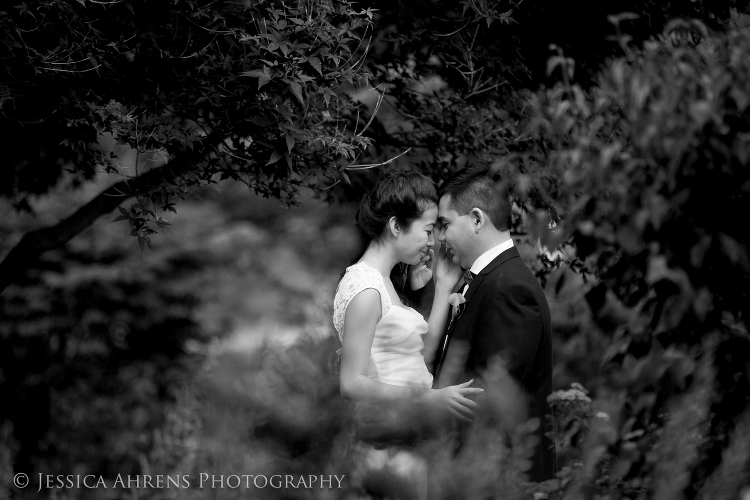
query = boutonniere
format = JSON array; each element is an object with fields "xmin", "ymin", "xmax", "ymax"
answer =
[{"xmin": 448, "ymin": 293, "xmax": 466, "ymax": 320}]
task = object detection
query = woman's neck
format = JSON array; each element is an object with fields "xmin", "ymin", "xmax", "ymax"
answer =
[{"xmin": 359, "ymin": 242, "xmax": 397, "ymax": 278}]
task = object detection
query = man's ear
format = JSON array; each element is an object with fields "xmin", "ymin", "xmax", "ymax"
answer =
[
  {"xmin": 471, "ymin": 208, "xmax": 486, "ymax": 232},
  {"xmin": 388, "ymin": 217, "xmax": 400, "ymax": 237}
]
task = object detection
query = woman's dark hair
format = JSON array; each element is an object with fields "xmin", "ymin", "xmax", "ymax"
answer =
[
  {"xmin": 355, "ymin": 171, "xmax": 438, "ymax": 242},
  {"xmin": 344, "ymin": 172, "xmax": 437, "ymax": 303}
]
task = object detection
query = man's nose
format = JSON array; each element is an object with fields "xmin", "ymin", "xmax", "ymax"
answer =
[
  {"xmin": 427, "ymin": 232, "xmax": 435, "ymax": 247},
  {"xmin": 437, "ymin": 228, "xmax": 445, "ymax": 242}
]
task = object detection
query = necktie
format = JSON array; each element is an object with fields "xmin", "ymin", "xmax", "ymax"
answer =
[
  {"xmin": 463, "ymin": 269, "xmax": 475, "ymax": 284},
  {"xmin": 461, "ymin": 270, "xmax": 475, "ymax": 296}
]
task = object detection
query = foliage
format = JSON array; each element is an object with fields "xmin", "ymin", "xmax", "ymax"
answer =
[
  {"xmin": 1, "ymin": 0, "xmax": 747, "ymax": 291},
  {"xmin": 0, "ymin": 198, "xmax": 209, "ymax": 487},
  {"xmin": 493, "ymin": 19, "xmax": 750, "ymax": 499},
  {"xmin": 366, "ymin": 0, "xmax": 747, "ymax": 90},
  {"xmin": 171, "ymin": 334, "xmax": 547, "ymax": 500},
  {"xmin": 1, "ymin": 0, "xmax": 373, "ymax": 251},
  {"xmin": 0, "ymin": 178, "xmax": 365, "ymax": 498},
  {"xmin": 3, "ymin": 2, "xmax": 750, "ymax": 499},
  {"xmin": 184, "ymin": 336, "xmax": 358, "ymax": 499},
  {"xmin": 348, "ymin": 0, "xmax": 749, "ymax": 183}
]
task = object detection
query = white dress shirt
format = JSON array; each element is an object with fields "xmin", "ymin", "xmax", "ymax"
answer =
[{"xmin": 461, "ymin": 238, "xmax": 515, "ymax": 295}]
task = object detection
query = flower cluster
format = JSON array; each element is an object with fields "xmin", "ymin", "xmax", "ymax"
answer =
[
  {"xmin": 549, "ymin": 382, "xmax": 592, "ymax": 403},
  {"xmin": 447, "ymin": 293, "xmax": 466, "ymax": 320}
]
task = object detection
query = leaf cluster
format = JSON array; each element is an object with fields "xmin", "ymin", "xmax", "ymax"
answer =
[
  {"xmin": 494, "ymin": 21, "xmax": 750, "ymax": 498},
  {"xmin": 346, "ymin": 0, "xmax": 748, "ymax": 183},
  {"xmin": 1, "ymin": 0, "xmax": 373, "ymax": 235}
]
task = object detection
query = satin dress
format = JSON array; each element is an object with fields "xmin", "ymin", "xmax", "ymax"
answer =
[{"xmin": 333, "ymin": 261, "xmax": 431, "ymax": 500}]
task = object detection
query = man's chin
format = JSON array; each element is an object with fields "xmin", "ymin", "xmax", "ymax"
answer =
[{"xmin": 445, "ymin": 249, "xmax": 458, "ymax": 264}]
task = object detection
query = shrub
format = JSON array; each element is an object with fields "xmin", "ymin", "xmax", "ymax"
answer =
[{"xmin": 495, "ymin": 19, "xmax": 750, "ymax": 499}]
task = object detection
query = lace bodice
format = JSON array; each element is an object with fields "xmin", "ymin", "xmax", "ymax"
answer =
[{"xmin": 333, "ymin": 262, "xmax": 392, "ymax": 343}]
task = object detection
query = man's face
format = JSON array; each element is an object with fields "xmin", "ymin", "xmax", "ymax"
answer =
[{"xmin": 437, "ymin": 195, "xmax": 476, "ymax": 269}]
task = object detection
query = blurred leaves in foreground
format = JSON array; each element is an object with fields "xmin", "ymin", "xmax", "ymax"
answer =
[{"xmin": 0, "ymin": 178, "xmax": 362, "ymax": 499}]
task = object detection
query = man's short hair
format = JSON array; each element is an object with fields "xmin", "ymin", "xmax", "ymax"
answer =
[{"xmin": 438, "ymin": 162, "xmax": 512, "ymax": 231}]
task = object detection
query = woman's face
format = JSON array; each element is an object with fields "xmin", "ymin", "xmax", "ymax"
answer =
[{"xmin": 396, "ymin": 204, "xmax": 437, "ymax": 265}]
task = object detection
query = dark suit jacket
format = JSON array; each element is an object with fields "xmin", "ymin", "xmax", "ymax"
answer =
[{"xmin": 433, "ymin": 246, "xmax": 555, "ymax": 482}]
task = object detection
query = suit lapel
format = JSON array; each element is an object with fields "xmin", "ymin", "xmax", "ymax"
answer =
[
  {"xmin": 435, "ymin": 245, "xmax": 521, "ymax": 379},
  {"xmin": 449, "ymin": 246, "xmax": 519, "ymax": 310},
  {"xmin": 436, "ymin": 272, "xmax": 482, "ymax": 376},
  {"xmin": 476, "ymin": 246, "xmax": 520, "ymax": 280},
  {"xmin": 452, "ymin": 273, "xmax": 481, "ymax": 325}
]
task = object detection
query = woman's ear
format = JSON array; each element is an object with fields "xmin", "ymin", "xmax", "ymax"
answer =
[{"xmin": 388, "ymin": 216, "xmax": 400, "ymax": 237}]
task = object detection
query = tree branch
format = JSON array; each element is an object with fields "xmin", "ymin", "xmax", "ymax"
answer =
[{"xmin": 0, "ymin": 132, "xmax": 222, "ymax": 295}]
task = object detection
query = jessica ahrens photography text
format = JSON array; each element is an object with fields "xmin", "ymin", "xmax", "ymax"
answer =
[{"xmin": 21, "ymin": 473, "xmax": 346, "ymax": 492}]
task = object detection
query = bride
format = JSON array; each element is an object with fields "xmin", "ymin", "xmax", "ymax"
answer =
[{"xmin": 334, "ymin": 171, "xmax": 482, "ymax": 428}]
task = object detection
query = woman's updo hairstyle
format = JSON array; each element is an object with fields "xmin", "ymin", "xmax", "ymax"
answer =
[{"xmin": 355, "ymin": 172, "xmax": 438, "ymax": 242}]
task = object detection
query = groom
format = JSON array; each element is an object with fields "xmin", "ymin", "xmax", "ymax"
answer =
[{"xmin": 432, "ymin": 164, "xmax": 555, "ymax": 482}]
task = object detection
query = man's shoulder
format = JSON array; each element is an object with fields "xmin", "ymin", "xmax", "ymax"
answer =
[
  {"xmin": 481, "ymin": 256, "xmax": 546, "ymax": 298},
  {"xmin": 483, "ymin": 253, "xmax": 534, "ymax": 284}
]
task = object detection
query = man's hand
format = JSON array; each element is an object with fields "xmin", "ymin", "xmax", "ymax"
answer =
[
  {"xmin": 433, "ymin": 243, "xmax": 462, "ymax": 293},
  {"xmin": 410, "ymin": 243, "xmax": 463, "ymax": 292},
  {"xmin": 424, "ymin": 379, "xmax": 484, "ymax": 422}
]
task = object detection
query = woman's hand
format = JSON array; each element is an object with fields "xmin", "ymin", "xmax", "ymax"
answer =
[
  {"xmin": 433, "ymin": 243, "xmax": 462, "ymax": 293},
  {"xmin": 409, "ymin": 250, "xmax": 433, "ymax": 291},
  {"xmin": 424, "ymin": 379, "xmax": 483, "ymax": 421}
]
